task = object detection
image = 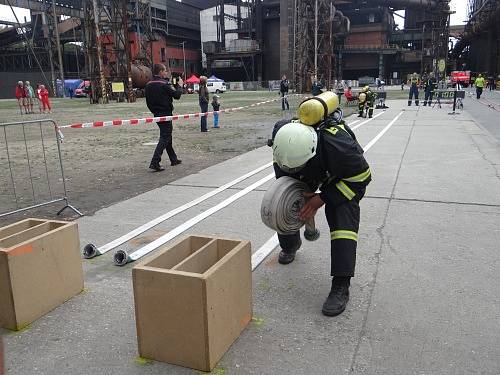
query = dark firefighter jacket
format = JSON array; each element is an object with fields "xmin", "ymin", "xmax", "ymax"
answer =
[
  {"xmin": 424, "ymin": 78, "xmax": 436, "ymax": 93},
  {"xmin": 272, "ymin": 118, "xmax": 371, "ymax": 208}
]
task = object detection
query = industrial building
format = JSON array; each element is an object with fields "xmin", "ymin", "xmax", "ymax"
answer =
[
  {"xmin": 0, "ymin": 0, "xmax": 203, "ymax": 100},
  {"xmin": 0, "ymin": 0, "xmax": 467, "ymax": 98},
  {"xmin": 452, "ymin": 0, "xmax": 500, "ymax": 77},
  {"xmin": 198, "ymin": 0, "xmax": 452, "ymax": 91}
]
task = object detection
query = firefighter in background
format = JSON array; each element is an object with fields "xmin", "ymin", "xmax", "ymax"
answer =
[
  {"xmin": 358, "ymin": 86, "xmax": 375, "ymax": 118},
  {"xmin": 408, "ymin": 72, "xmax": 420, "ymax": 106},
  {"xmin": 423, "ymin": 73, "xmax": 436, "ymax": 106}
]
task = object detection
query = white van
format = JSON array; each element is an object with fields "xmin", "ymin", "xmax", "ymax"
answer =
[{"xmin": 207, "ymin": 81, "xmax": 227, "ymax": 93}]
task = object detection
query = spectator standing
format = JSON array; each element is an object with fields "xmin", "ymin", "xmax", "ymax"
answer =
[
  {"xmin": 15, "ymin": 81, "xmax": 27, "ymax": 114},
  {"xmin": 311, "ymin": 79, "xmax": 323, "ymax": 96},
  {"xmin": 280, "ymin": 74, "xmax": 290, "ymax": 110},
  {"xmin": 56, "ymin": 79, "xmax": 63, "ymax": 97},
  {"xmin": 199, "ymin": 76, "xmax": 209, "ymax": 132},
  {"xmin": 475, "ymin": 74, "xmax": 485, "ymax": 99},
  {"xmin": 36, "ymin": 84, "xmax": 43, "ymax": 113},
  {"xmin": 145, "ymin": 63, "xmax": 183, "ymax": 172},
  {"xmin": 488, "ymin": 76, "xmax": 495, "ymax": 91},
  {"xmin": 25, "ymin": 81, "xmax": 35, "ymax": 113},
  {"xmin": 211, "ymin": 94, "xmax": 221, "ymax": 129},
  {"xmin": 39, "ymin": 85, "xmax": 51, "ymax": 113}
]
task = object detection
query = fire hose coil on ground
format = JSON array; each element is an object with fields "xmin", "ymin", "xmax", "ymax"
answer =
[{"xmin": 260, "ymin": 176, "xmax": 320, "ymax": 240}]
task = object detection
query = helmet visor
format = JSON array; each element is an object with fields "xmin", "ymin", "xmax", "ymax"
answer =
[{"xmin": 278, "ymin": 162, "xmax": 307, "ymax": 174}]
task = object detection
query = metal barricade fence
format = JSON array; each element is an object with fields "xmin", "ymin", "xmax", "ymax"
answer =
[{"xmin": 0, "ymin": 119, "xmax": 82, "ymax": 218}]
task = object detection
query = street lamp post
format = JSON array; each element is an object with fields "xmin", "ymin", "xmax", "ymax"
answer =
[{"xmin": 181, "ymin": 41, "xmax": 186, "ymax": 79}]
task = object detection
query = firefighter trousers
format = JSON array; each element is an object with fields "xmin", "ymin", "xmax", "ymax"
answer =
[
  {"xmin": 278, "ymin": 193, "xmax": 363, "ymax": 277},
  {"xmin": 408, "ymin": 85, "xmax": 419, "ymax": 106},
  {"xmin": 423, "ymin": 91, "xmax": 434, "ymax": 106}
]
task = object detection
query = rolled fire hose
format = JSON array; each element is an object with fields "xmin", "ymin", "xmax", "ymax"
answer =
[
  {"xmin": 261, "ymin": 176, "xmax": 320, "ymax": 241},
  {"xmin": 298, "ymin": 91, "xmax": 340, "ymax": 126}
]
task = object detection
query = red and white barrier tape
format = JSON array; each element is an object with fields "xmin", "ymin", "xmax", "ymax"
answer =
[{"xmin": 59, "ymin": 94, "xmax": 304, "ymax": 130}]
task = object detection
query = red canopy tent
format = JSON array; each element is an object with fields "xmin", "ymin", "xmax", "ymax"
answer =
[{"xmin": 185, "ymin": 74, "xmax": 200, "ymax": 84}]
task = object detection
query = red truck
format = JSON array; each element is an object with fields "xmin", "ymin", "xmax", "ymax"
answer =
[{"xmin": 451, "ymin": 71, "xmax": 471, "ymax": 87}]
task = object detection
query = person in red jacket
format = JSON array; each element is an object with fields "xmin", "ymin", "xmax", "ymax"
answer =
[
  {"xmin": 15, "ymin": 81, "xmax": 27, "ymax": 114},
  {"xmin": 40, "ymin": 85, "xmax": 52, "ymax": 113},
  {"xmin": 36, "ymin": 84, "xmax": 43, "ymax": 113}
]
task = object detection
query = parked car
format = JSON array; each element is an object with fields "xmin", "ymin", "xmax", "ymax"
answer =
[
  {"xmin": 207, "ymin": 81, "xmax": 226, "ymax": 94},
  {"xmin": 75, "ymin": 80, "xmax": 91, "ymax": 97}
]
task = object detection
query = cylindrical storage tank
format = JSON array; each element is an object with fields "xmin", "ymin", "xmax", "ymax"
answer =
[
  {"xmin": 131, "ymin": 64, "xmax": 153, "ymax": 89},
  {"xmin": 298, "ymin": 91, "xmax": 340, "ymax": 126}
]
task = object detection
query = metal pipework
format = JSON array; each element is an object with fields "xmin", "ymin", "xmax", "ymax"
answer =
[{"xmin": 370, "ymin": 0, "xmax": 440, "ymax": 8}]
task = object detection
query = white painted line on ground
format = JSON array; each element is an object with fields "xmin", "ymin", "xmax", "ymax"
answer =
[
  {"xmin": 363, "ymin": 111, "xmax": 404, "ymax": 151},
  {"xmin": 250, "ymin": 110, "xmax": 404, "ymax": 271},
  {"xmin": 351, "ymin": 111, "xmax": 385, "ymax": 131},
  {"xmin": 251, "ymin": 234, "xmax": 279, "ymax": 271},
  {"xmin": 116, "ymin": 172, "xmax": 276, "ymax": 265},
  {"xmin": 141, "ymin": 142, "xmax": 157, "ymax": 146},
  {"xmin": 101, "ymin": 114, "xmax": 377, "ymax": 263},
  {"xmin": 84, "ymin": 162, "xmax": 273, "ymax": 258}
]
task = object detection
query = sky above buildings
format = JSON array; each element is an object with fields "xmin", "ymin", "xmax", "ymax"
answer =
[{"xmin": 0, "ymin": 0, "xmax": 468, "ymax": 27}]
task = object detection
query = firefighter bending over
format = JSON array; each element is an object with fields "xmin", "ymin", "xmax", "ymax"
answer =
[{"xmin": 269, "ymin": 105, "xmax": 371, "ymax": 316}]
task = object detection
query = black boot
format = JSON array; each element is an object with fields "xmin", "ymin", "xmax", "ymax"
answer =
[
  {"xmin": 278, "ymin": 238, "xmax": 302, "ymax": 265},
  {"xmin": 171, "ymin": 159, "xmax": 182, "ymax": 166},
  {"xmin": 322, "ymin": 277, "xmax": 350, "ymax": 316},
  {"xmin": 149, "ymin": 164, "xmax": 165, "ymax": 172}
]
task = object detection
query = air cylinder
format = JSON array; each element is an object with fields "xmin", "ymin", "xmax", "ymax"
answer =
[{"xmin": 298, "ymin": 91, "xmax": 340, "ymax": 126}]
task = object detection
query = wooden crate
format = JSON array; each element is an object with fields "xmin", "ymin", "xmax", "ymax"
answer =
[
  {"xmin": 0, "ymin": 219, "xmax": 83, "ymax": 330},
  {"xmin": 133, "ymin": 235, "xmax": 252, "ymax": 372}
]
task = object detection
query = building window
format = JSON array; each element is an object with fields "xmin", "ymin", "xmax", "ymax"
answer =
[{"xmin": 161, "ymin": 48, "xmax": 166, "ymax": 62}]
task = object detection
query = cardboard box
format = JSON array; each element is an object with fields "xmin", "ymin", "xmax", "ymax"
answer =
[
  {"xmin": 133, "ymin": 235, "xmax": 252, "ymax": 372},
  {"xmin": 0, "ymin": 218, "xmax": 83, "ymax": 331}
]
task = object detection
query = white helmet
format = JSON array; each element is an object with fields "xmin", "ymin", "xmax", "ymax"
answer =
[{"xmin": 272, "ymin": 122, "xmax": 318, "ymax": 173}]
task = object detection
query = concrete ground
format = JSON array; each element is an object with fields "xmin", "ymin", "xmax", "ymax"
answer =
[{"xmin": 2, "ymin": 96, "xmax": 500, "ymax": 374}]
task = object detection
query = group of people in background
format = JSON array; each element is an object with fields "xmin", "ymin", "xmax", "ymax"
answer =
[
  {"xmin": 197, "ymin": 76, "xmax": 222, "ymax": 132},
  {"xmin": 15, "ymin": 81, "xmax": 51, "ymax": 115}
]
